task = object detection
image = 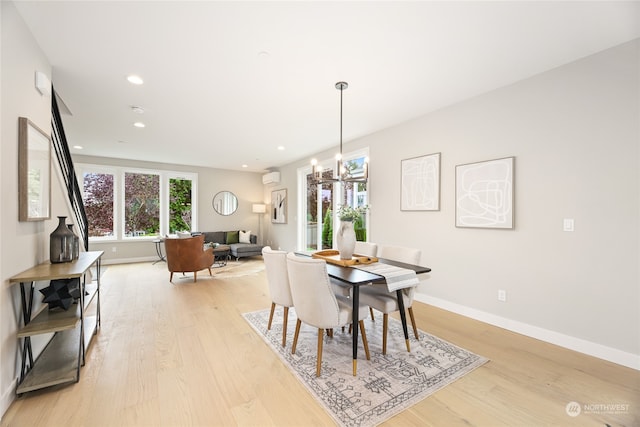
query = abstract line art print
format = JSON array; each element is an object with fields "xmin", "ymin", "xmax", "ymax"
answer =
[
  {"xmin": 271, "ymin": 188, "xmax": 287, "ymax": 224},
  {"xmin": 401, "ymin": 152, "xmax": 441, "ymax": 211},
  {"xmin": 455, "ymin": 157, "xmax": 514, "ymax": 229}
]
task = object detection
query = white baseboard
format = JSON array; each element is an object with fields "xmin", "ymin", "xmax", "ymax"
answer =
[
  {"xmin": 0, "ymin": 377, "xmax": 17, "ymax": 422},
  {"xmin": 414, "ymin": 293, "xmax": 640, "ymax": 371},
  {"xmin": 101, "ymin": 256, "xmax": 156, "ymax": 265}
]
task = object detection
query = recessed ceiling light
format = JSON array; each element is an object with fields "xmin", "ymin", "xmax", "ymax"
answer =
[
  {"xmin": 73, "ymin": 145, "xmax": 83, "ymax": 150},
  {"xmin": 242, "ymin": 164, "xmax": 248, "ymax": 168},
  {"xmin": 127, "ymin": 75, "xmax": 144, "ymax": 85},
  {"xmin": 131, "ymin": 105, "xmax": 145, "ymax": 114},
  {"xmin": 133, "ymin": 122, "xmax": 145, "ymax": 128},
  {"xmin": 277, "ymin": 146, "xmax": 285, "ymax": 151}
]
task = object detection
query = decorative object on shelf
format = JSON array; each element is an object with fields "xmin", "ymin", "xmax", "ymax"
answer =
[
  {"xmin": 401, "ymin": 152, "xmax": 441, "ymax": 211},
  {"xmin": 50, "ymin": 216, "xmax": 75, "ymax": 263},
  {"xmin": 455, "ymin": 156, "xmax": 515, "ymax": 229},
  {"xmin": 336, "ymin": 205, "xmax": 368, "ymax": 260},
  {"xmin": 310, "ymin": 82, "xmax": 368, "ymax": 185},
  {"xmin": 68, "ymin": 224, "xmax": 80, "ymax": 260},
  {"xmin": 39, "ymin": 279, "xmax": 77, "ymax": 310},
  {"xmin": 271, "ymin": 189, "xmax": 287, "ymax": 224},
  {"xmin": 18, "ymin": 117, "xmax": 51, "ymax": 221}
]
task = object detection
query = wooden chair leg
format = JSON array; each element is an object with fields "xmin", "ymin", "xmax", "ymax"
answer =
[
  {"xmin": 408, "ymin": 306, "xmax": 419, "ymax": 340},
  {"xmin": 292, "ymin": 319, "xmax": 301, "ymax": 354},
  {"xmin": 382, "ymin": 313, "xmax": 389, "ymax": 355},
  {"xmin": 193, "ymin": 271, "xmax": 197, "ymax": 282},
  {"xmin": 169, "ymin": 272, "xmax": 174, "ymax": 282},
  {"xmin": 316, "ymin": 329, "xmax": 324, "ymax": 377},
  {"xmin": 207, "ymin": 267, "xmax": 212, "ymax": 276},
  {"xmin": 267, "ymin": 302, "xmax": 276, "ymax": 330},
  {"xmin": 282, "ymin": 306, "xmax": 289, "ymax": 347},
  {"xmin": 359, "ymin": 320, "xmax": 370, "ymax": 360},
  {"xmin": 327, "ymin": 328, "xmax": 333, "ymax": 338},
  {"xmin": 369, "ymin": 307, "xmax": 375, "ymax": 321}
]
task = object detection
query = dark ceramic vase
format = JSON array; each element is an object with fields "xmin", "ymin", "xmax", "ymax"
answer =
[
  {"xmin": 50, "ymin": 216, "xmax": 74, "ymax": 263},
  {"xmin": 68, "ymin": 224, "xmax": 80, "ymax": 260}
]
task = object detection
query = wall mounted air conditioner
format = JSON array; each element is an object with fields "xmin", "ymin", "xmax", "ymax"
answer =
[{"xmin": 262, "ymin": 172, "xmax": 280, "ymax": 185}]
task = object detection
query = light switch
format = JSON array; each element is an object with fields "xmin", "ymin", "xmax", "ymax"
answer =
[{"xmin": 563, "ymin": 218, "xmax": 574, "ymax": 232}]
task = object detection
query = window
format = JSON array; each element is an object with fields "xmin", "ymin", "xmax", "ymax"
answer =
[
  {"xmin": 82, "ymin": 171, "xmax": 115, "ymax": 238},
  {"xmin": 123, "ymin": 172, "xmax": 160, "ymax": 237},
  {"xmin": 78, "ymin": 164, "xmax": 197, "ymax": 240},
  {"xmin": 169, "ymin": 177, "xmax": 193, "ymax": 233}
]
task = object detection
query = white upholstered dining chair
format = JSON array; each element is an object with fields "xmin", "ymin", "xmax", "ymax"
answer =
[
  {"xmin": 262, "ymin": 247, "xmax": 295, "ymax": 347},
  {"xmin": 354, "ymin": 241, "xmax": 378, "ymax": 257},
  {"xmin": 286, "ymin": 253, "xmax": 371, "ymax": 377},
  {"xmin": 359, "ymin": 244, "xmax": 422, "ymax": 355}
]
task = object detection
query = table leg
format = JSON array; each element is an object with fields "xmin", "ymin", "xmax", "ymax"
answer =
[
  {"xmin": 352, "ymin": 284, "xmax": 360, "ymax": 376},
  {"xmin": 19, "ymin": 282, "xmax": 35, "ymax": 381},
  {"xmin": 396, "ymin": 289, "xmax": 411, "ymax": 353},
  {"xmin": 96, "ymin": 258, "xmax": 101, "ymax": 328},
  {"xmin": 153, "ymin": 240, "xmax": 166, "ymax": 264}
]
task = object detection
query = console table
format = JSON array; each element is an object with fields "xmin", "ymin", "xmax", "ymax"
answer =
[{"xmin": 9, "ymin": 251, "xmax": 103, "ymax": 394}]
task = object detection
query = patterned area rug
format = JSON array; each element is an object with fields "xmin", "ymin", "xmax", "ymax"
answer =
[{"xmin": 243, "ymin": 308, "xmax": 488, "ymax": 427}]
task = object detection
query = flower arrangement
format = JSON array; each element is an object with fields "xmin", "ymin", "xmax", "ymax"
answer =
[{"xmin": 337, "ymin": 204, "xmax": 369, "ymax": 221}]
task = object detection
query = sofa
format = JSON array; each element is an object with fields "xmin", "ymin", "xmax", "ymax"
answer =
[{"xmin": 193, "ymin": 231, "xmax": 264, "ymax": 260}]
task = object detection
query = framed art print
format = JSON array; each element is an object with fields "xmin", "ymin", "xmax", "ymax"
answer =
[
  {"xmin": 271, "ymin": 188, "xmax": 287, "ymax": 224},
  {"xmin": 401, "ymin": 152, "xmax": 440, "ymax": 211},
  {"xmin": 18, "ymin": 117, "xmax": 51, "ymax": 221},
  {"xmin": 455, "ymin": 156, "xmax": 514, "ymax": 229}
]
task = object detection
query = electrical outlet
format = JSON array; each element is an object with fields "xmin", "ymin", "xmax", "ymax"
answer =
[
  {"xmin": 563, "ymin": 218, "xmax": 574, "ymax": 232},
  {"xmin": 111, "ymin": 246, "xmax": 117, "ymax": 253},
  {"xmin": 498, "ymin": 289, "xmax": 507, "ymax": 302}
]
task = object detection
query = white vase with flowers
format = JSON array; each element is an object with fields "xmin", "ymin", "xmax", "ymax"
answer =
[{"xmin": 336, "ymin": 205, "xmax": 369, "ymax": 260}]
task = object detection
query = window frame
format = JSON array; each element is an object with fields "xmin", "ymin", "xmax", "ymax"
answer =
[{"xmin": 77, "ymin": 163, "xmax": 198, "ymax": 242}]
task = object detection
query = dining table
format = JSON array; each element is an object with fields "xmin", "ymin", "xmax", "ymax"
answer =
[{"xmin": 295, "ymin": 252, "xmax": 431, "ymax": 375}]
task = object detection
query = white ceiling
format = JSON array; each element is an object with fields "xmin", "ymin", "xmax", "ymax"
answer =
[{"xmin": 14, "ymin": 1, "xmax": 640, "ymax": 173}]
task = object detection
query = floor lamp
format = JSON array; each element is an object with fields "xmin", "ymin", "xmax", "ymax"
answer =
[{"xmin": 252, "ymin": 204, "xmax": 266, "ymax": 245}]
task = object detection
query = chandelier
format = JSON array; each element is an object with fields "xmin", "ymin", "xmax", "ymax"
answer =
[{"xmin": 311, "ymin": 82, "xmax": 368, "ymax": 185}]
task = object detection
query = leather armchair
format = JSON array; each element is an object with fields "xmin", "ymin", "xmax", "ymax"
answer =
[{"xmin": 165, "ymin": 234, "xmax": 214, "ymax": 283}]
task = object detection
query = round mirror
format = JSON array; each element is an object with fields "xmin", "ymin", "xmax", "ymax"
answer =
[{"xmin": 212, "ymin": 191, "xmax": 238, "ymax": 216}]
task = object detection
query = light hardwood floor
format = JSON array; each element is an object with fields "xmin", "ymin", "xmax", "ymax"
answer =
[{"xmin": 2, "ymin": 260, "xmax": 638, "ymax": 426}]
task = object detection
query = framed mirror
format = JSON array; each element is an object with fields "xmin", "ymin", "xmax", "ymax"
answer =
[
  {"xmin": 19, "ymin": 117, "xmax": 51, "ymax": 221},
  {"xmin": 212, "ymin": 191, "xmax": 238, "ymax": 216}
]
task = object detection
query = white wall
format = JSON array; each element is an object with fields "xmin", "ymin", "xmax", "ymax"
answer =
[
  {"xmin": 0, "ymin": 1, "xmax": 76, "ymax": 416},
  {"xmin": 270, "ymin": 40, "xmax": 640, "ymax": 368}
]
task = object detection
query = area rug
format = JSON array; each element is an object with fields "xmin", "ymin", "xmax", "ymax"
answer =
[{"xmin": 243, "ymin": 308, "xmax": 488, "ymax": 427}]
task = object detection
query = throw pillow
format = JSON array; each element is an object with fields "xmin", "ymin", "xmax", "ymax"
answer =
[
  {"xmin": 239, "ymin": 230, "xmax": 251, "ymax": 244},
  {"xmin": 177, "ymin": 231, "xmax": 192, "ymax": 238},
  {"xmin": 225, "ymin": 230, "xmax": 239, "ymax": 244}
]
